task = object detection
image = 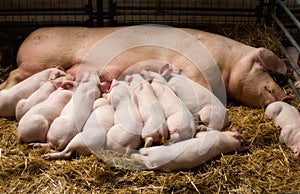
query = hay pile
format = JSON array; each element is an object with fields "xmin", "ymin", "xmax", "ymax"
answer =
[{"xmin": 1, "ymin": 24, "xmax": 300, "ymax": 193}]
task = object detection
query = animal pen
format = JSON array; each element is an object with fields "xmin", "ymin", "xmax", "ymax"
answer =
[{"xmin": 0, "ymin": 0, "xmax": 300, "ymax": 193}]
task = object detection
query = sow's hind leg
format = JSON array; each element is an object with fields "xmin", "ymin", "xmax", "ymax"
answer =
[
  {"xmin": 0, "ymin": 63, "xmax": 69, "ymax": 90},
  {"xmin": 0, "ymin": 65, "xmax": 39, "ymax": 90}
]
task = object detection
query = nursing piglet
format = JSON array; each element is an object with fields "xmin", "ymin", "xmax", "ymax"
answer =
[
  {"xmin": 265, "ymin": 101, "xmax": 300, "ymax": 158},
  {"xmin": 132, "ymin": 130, "xmax": 243, "ymax": 170},
  {"xmin": 106, "ymin": 80, "xmax": 143, "ymax": 154},
  {"xmin": 105, "ymin": 79, "xmax": 130, "ymax": 109},
  {"xmin": 15, "ymin": 74, "xmax": 74, "ymax": 121},
  {"xmin": 17, "ymin": 86, "xmax": 73, "ymax": 143},
  {"xmin": 0, "ymin": 67, "xmax": 66, "ymax": 118},
  {"xmin": 126, "ymin": 74, "xmax": 168, "ymax": 147},
  {"xmin": 43, "ymin": 98, "xmax": 114, "ymax": 159},
  {"xmin": 42, "ymin": 73, "xmax": 103, "ymax": 150},
  {"xmin": 161, "ymin": 65, "xmax": 229, "ymax": 131},
  {"xmin": 142, "ymin": 70, "xmax": 195, "ymax": 143}
]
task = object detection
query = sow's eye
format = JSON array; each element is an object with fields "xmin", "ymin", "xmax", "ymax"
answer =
[
  {"xmin": 271, "ymin": 73, "xmax": 288, "ymax": 87},
  {"xmin": 264, "ymin": 85, "xmax": 272, "ymax": 94}
]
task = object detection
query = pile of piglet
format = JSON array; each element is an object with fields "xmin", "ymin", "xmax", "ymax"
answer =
[{"xmin": 0, "ymin": 63, "xmax": 246, "ymax": 170}]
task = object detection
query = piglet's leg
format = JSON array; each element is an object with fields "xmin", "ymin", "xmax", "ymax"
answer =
[
  {"xmin": 133, "ymin": 130, "xmax": 245, "ymax": 170},
  {"xmin": 294, "ymin": 143, "xmax": 300, "ymax": 159},
  {"xmin": 42, "ymin": 150, "xmax": 73, "ymax": 160},
  {"xmin": 42, "ymin": 134, "xmax": 91, "ymax": 160},
  {"xmin": 29, "ymin": 142, "xmax": 52, "ymax": 148}
]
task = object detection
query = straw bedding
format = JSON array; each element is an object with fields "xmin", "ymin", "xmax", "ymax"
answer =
[{"xmin": 0, "ymin": 24, "xmax": 300, "ymax": 193}]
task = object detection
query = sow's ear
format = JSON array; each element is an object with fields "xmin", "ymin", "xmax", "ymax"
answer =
[{"xmin": 255, "ymin": 47, "xmax": 287, "ymax": 75}]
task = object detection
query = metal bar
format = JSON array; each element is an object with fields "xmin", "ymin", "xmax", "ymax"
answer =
[
  {"xmin": 295, "ymin": 0, "xmax": 300, "ymax": 6},
  {"xmin": 0, "ymin": 21, "xmax": 88, "ymax": 27},
  {"xmin": 85, "ymin": 0, "xmax": 93, "ymax": 26},
  {"xmin": 108, "ymin": 0, "xmax": 116, "ymax": 25},
  {"xmin": 287, "ymin": 77, "xmax": 300, "ymax": 101},
  {"xmin": 0, "ymin": 12, "xmax": 86, "ymax": 16},
  {"xmin": 115, "ymin": 8, "xmax": 257, "ymax": 16},
  {"xmin": 272, "ymin": 14, "xmax": 300, "ymax": 53},
  {"xmin": 255, "ymin": 0, "xmax": 264, "ymax": 23},
  {"xmin": 280, "ymin": 45, "xmax": 300, "ymax": 77},
  {"xmin": 114, "ymin": 6, "xmax": 256, "ymax": 13},
  {"xmin": 265, "ymin": 0, "xmax": 276, "ymax": 26},
  {"xmin": 114, "ymin": 12, "xmax": 257, "ymax": 18},
  {"xmin": 0, "ymin": 8, "xmax": 86, "ymax": 12},
  {"xmin": 97, "ymin": 0, "xmax": 104, "ymax": 26},
  {"xmin": 276, "ymin": 0, "xmax": 300, "ymax": 30}
]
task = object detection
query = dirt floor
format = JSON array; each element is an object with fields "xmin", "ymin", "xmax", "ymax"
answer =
[{"xmin": 0, "ymin": 24, "xmax": 300, "ymax": 193}]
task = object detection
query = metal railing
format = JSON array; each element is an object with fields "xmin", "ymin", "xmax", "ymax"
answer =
[
  {"xmin": 272, "ymin": 0, "xmax": 300, "ymax": 101},
  {"xmin": 107, "ymin": 0, "xmax": 267, "ymax": 27},
  {"xmin": 0, "ymin": 0, "xmax": 275, "ymax": 27}
]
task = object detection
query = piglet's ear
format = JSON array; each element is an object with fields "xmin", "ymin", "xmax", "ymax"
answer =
[
  {"xmin": 255, "ymin": 47, "xmax": 287, "ymax": 75},
  {"xmin": 158, "ymin": 63, "xmax": 181, "ymax": 74}
]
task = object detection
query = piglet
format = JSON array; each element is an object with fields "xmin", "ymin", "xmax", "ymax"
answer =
[
  {"xmin": 17, "ymin": 86, "xmax": 73, "ymax": 143},
  {"xmin": 265, "ymin": 101, "xmax": 300, "ymax": 158},
  {"xmin": 132, "ymin": 130, "xmax": 243, "ymax": 170},
  {"xmin": 42, "ymin": 98, "xmax": 114, "ymax": 159},
  {"xmin": 126, "ymin": 74, "xmax": 168, "ymax": 147},
  {"xmin": 161, "ymin": 64, "xmax": 229, "ymax": 131},
  {"xmin": 142, "ymin": 69, "xmax": 195, "ymax": 143},
  {"xmin": 15, "ymin": 74, "xmax": 74, "ymax": 121},
  {"xmin": 39, "ymin": 72, "xmax": 103, "ymax": 150},
  {"xmin": 105, "ymin": 79, "xmax": 130, "ymax": 109},
  {"xmin": 106, "ymin": 80, "xmax": 143, "ymax": 154},
  {"xmin": 0, "ymin": 67, "xmax": 66, "ymax": 118}
]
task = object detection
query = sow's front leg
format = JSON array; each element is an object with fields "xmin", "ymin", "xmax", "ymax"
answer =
[{"xmin": 132, "ymin": 130, "xmax": 244, "ymax": 171}]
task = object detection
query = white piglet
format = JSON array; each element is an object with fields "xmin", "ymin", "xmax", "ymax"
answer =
[
  {"xmin": 43, "ymin": 98, "xmax": 114, "ymax": 159},
  {"xmin": 161, "ymin": 64, "xmax": 229, "ymax": 132},
  {"xmin": 132, "ymin": 130, "xmax": 243, "ymax": 170},
  {"xmin": 32, "ymin": 72, "xmax": 102, "ymax": 150},
  {"xmin": 15, "ymin": 74, "xmax": 73, "ymax": 121},
  {"xmin": 17, "ymin": 87, "xmax": 73, "ymax": 143},
  {"xmin": 106, "ymin": 79, "xmax": 143, "ymax": 154},
  {"xmin": 127, "ymin": 74, "xmax": 168, "ymax": 147},
  {"xmin": 265, "ymin": 101, "xmax": 300, "ymax": 158},
  {"xmin": 142, "ymin": 69, "xmax": 195, "ymax": 143}
]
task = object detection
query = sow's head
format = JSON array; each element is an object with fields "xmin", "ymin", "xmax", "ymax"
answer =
[{"xmin": 232, "ymin": 48, "xmax": 290, "ymax": 106}]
